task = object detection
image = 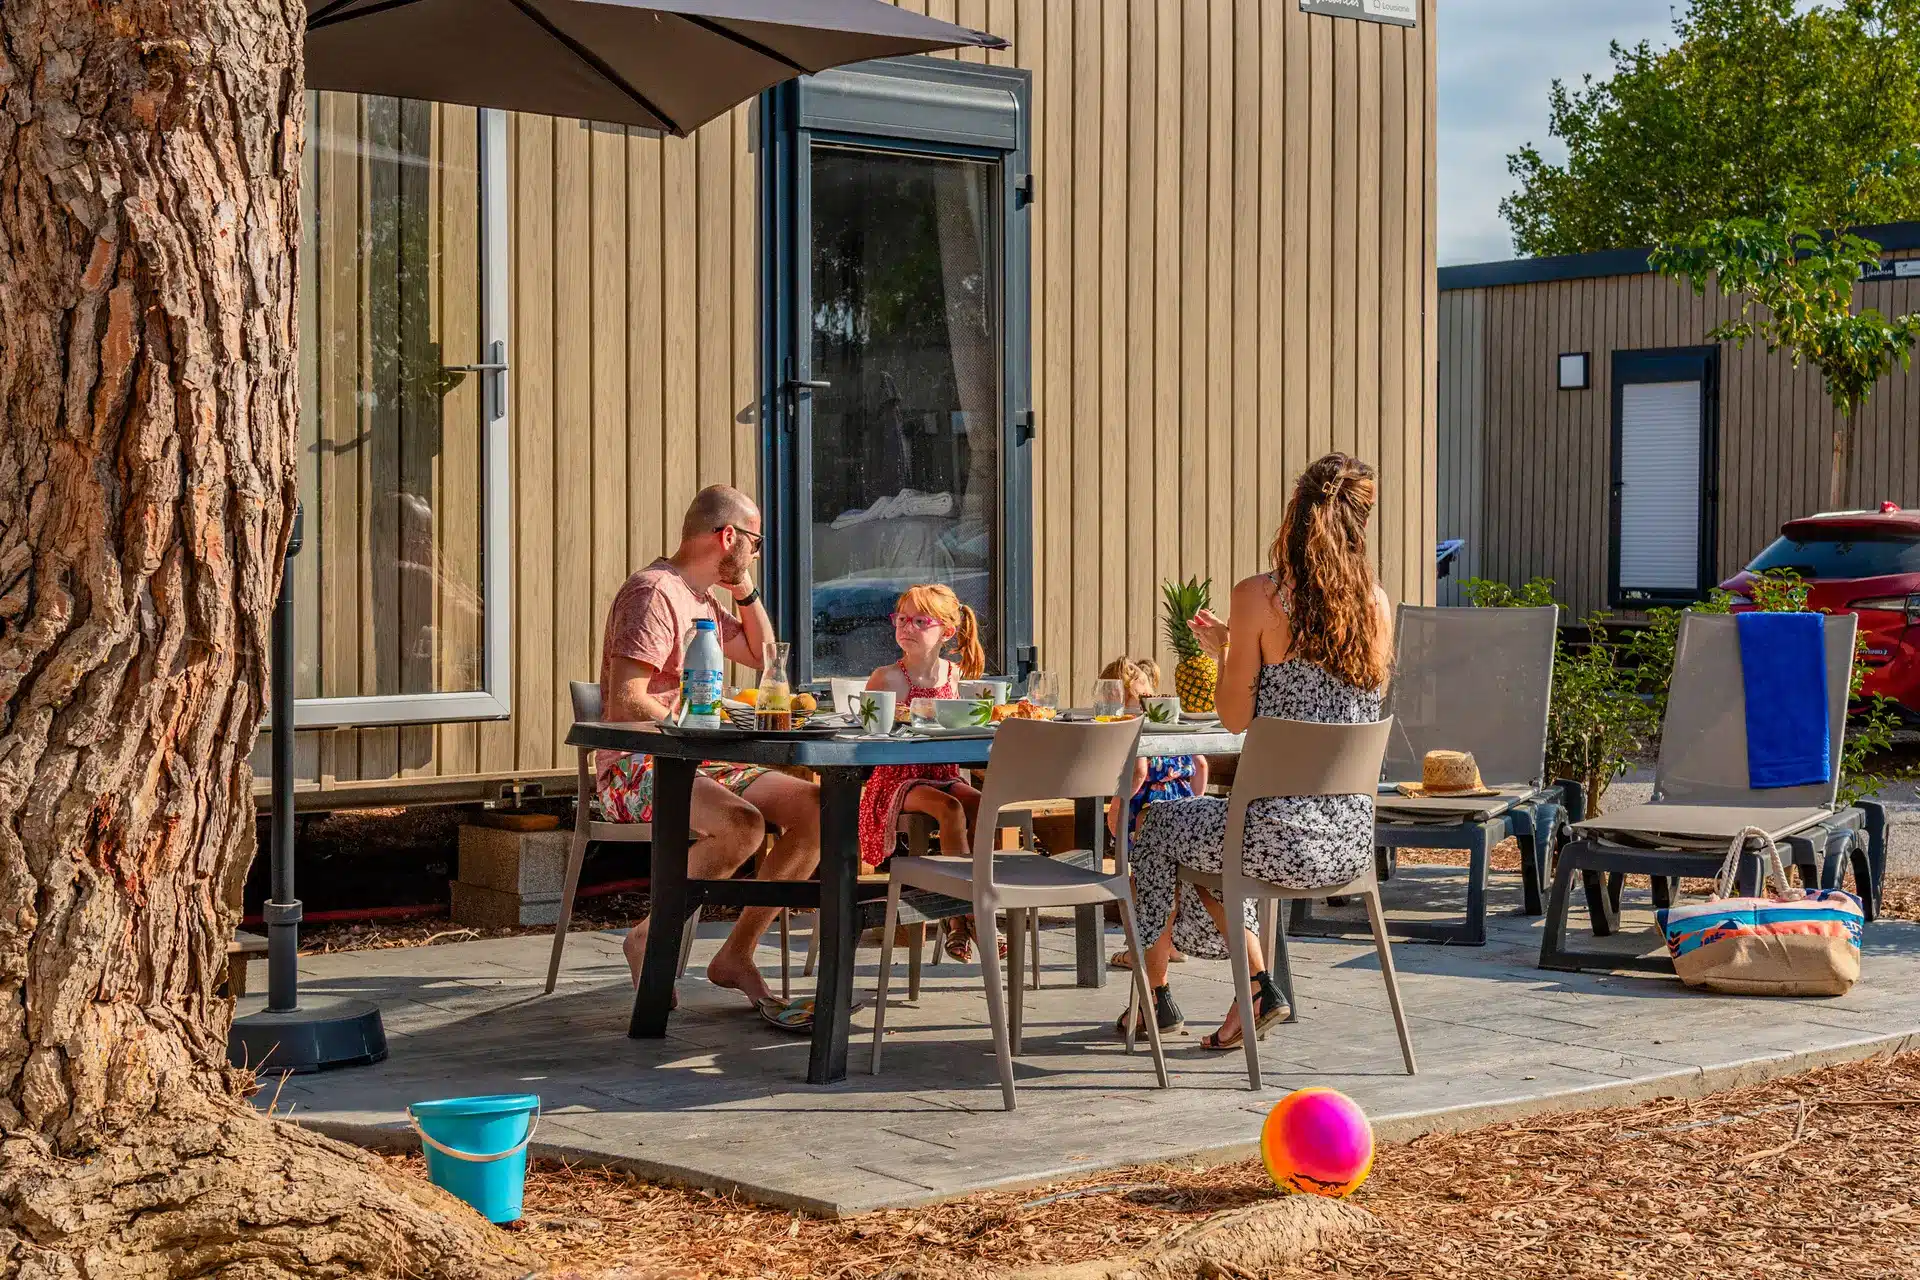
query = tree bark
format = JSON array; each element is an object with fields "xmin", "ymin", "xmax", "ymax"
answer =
[
  {"xmin": 1830, "ymin": 411, "xmax": 1856, "ymax": 510},
  {"xmin": 0, "ymin": 1, "xmax": 520, "ymax": 1273}
]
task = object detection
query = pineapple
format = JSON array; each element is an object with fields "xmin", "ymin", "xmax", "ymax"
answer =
[{"xmin": 1162, "ymin": 576, "xmax": 1218, "ymax": 714}]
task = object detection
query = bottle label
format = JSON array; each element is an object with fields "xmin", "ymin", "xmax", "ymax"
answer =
[{"xmin": 682, "ymin": 668, "xmax": 724, "ymax": 715}]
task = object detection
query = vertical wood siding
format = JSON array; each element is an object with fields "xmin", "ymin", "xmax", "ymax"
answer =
[
  {"xmin": 277, "ymin": 2, "xmax": 1439, "ymax": 800},
  {"xmin": 1447, "ymin": 253, "xmax": 1920, "ymax": 619}
]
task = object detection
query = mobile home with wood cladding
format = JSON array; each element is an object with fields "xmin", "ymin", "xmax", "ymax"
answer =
[
  {"xmin": 264, "ymin": 0, "xmax": 1441, "ymax": 809},
  {"xmin": 1436, "ymin": 223, "xmax": 1920, "ymax": 617}
]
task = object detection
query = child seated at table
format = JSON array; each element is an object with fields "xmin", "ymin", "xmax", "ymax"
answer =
[
  {"xmin": 1101, "ymin": 656, "xmax": 1206, "ymax": 983},
  {"xmin": 856, "ymin": 583, "xmax": 1000, "ymax": 962}
]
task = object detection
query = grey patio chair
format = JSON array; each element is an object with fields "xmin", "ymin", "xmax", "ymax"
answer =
[
  {"xmin": 1290, "ymin": 605, "xmax": 1578, "ymax": 946},
  {"xmin": 1540, "ymin": 611, "xmax": 1883, "ymax": 973},
  {"xmin": 1174, "ymin": 716, "xmax": 1416, "ymax": 1089},
  {"xmin": 870, "ymin": 718, "xmax": 1168, "ymax": 1111},
  {"xmin": 544, "ymin": 681, "xmax": 797, "ymax": 995}
]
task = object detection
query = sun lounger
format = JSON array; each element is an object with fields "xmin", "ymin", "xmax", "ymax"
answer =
[{"xmin": 1539, "ymin": 611, "xmax": 1883, "ymax": 973}]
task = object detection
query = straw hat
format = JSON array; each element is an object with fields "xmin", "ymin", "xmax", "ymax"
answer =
[{"xmin": 1394, "ymin": 749, "xmax": 1500, "ymax": 798}]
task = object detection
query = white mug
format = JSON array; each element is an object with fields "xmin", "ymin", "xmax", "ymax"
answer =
[
  {"xmin": 958, "ymin": 678, "xmax": 1011, "ymax": 704},
  {"xmin": 828, "ymin": 677, "xmax": 867, "ymax": 719},
  {"xmin": 1143, "ymin": 696, "xmax": 1182, "ymax": 726},
  {"xmin": 855, "ymin": 689, "xmax": 897, "ymax": 736}
]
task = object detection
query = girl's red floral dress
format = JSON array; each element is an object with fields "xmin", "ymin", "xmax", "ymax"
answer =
[{"xmin": 856, "ymin": 661, "xmax": 962, "ymax": 868}]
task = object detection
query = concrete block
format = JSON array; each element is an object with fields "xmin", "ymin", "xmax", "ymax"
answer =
[
  {"xmin": 450, "ymin": 879, "xmax": 560, "ymax": 928},
  {"xmin": 458, "ymin": 824, "xmax": 570, "ymax": 897}
]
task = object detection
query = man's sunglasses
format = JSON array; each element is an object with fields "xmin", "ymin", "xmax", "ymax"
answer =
[{"xmin": 719, "ymin": 524, "xmax": 764, "ymax": 552}]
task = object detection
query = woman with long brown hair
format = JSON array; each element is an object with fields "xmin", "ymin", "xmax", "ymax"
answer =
[{"xmin": 1116, "ymin": 454, "xmax": 1394, "ymax": 1050}]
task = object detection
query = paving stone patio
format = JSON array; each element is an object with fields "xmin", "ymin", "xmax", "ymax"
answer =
[{"xmin": 266, "ymin": 867, "xmax": 1920, "ymax": 1215}]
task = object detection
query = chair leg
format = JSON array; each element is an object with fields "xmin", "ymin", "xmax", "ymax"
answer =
[
  {"xmin": 870, "ymin": 882, "xmax": 903, "ymax": 1074},
  {"xmin": 779, "ymin": 909, "xmax": 791, "ymax": 1002},
  {"xmin": 907, "ymin": 921, "xmax": 925, "ymax": 1001},
  {"xmin": 544, "ymin": 820, "xmax": 593, "ymax": 994},
  {"xmin": 803, "ymin": 912, "xmax": 817, "ymax": 977},
  {"xmin": 1007, "ymin": 908, "xmax": 1027, "ymax": 1055},
  {"xmin": 676, "ymin": 905, "xmax": 702, "ymax": 980},
  {"xmin": 1115, "ymin": 895, "xmax": 1167, "ymax": 1089},
  {"xmin": 1363, "ymin": 886, "xmax": 1418, "ymax": 1075},
  {"xmin": 1539, "ymin": 849, "xmax": 1580, "ymax": 970},
  {"xmin": 1223, "ymin": 887, "xmax": 1261, "ymax": 1090},
  {"xmin": 1269, "ymin": 896, "xmax": 1296, "ymax": 1022},
  {"xmin": 976, "ymin": 907, "xmax": 1017, "ymax": 1110},
  {"xmin": 1029, "ymin": 909, "xmax": 1042, "ymax": 989},
  {"xmin": 1259, "ymin": 899, "xmax": 1277, "ymax": 965}
]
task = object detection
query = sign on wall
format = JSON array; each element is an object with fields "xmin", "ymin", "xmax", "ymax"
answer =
[{"xmin": 1300, "ymin": 0, "xmax": 1418, "ymax": 26}]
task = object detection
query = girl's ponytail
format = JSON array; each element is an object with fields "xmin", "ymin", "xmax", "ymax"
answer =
[{"xmin": 953, "ymin": 604, "xmax": 987, "ymax": 680}]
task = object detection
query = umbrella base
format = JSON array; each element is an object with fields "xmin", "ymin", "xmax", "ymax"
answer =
[{"xmin": 228, "ymin": 996, "xmax": 388, "ymax": 1075}]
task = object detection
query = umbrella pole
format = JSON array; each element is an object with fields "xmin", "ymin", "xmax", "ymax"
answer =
[{"xmin": 228, "ymin": 506, "xmax": 388, "ymax": 1075}]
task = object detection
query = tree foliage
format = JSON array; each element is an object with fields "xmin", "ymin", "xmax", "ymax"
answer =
[
  {"xmin": 1502, "ymin": 0, "xmax": 1920, "ymax": 257},
  {"xmin": 1650, "ymin": 200, "xmax": 1920, "ymax": 507}
]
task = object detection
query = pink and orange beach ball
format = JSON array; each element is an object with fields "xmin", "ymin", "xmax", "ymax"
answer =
[{"xmin": 1260, "ymin": 1087, "xmax": 1374, "ymax": 1198}]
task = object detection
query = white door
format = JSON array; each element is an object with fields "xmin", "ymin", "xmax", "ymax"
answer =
[{"xmin": 1616, "ymin": 378, "xmax": 1705, "ymax": 598}]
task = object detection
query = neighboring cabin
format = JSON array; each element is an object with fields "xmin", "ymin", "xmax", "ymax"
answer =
[
  {"xmin": 263, "ymin": 0, "xmax": 1442, "ymax": 810},
  {"xmin": 1436, "ymin": 223, "xmax": 1920, "ymax": 616}
]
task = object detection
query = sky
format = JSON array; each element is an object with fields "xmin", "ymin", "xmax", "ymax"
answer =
[{"xmin": 1437, "ymin": 0, "xmax": 1680, "ymax": 265}]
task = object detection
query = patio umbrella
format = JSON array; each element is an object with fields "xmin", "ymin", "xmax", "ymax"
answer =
[{"xmin": 304, "ymin": 0, "xmax": 1007, "ymax": 135}]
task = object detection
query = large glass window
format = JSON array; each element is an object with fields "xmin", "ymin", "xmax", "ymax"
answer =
[
  {"xmin": 292, "ymin": 93, "xmax": 511, "ymax": 727},
  {"xmin": 807, "ymin": 146, "xmax": 1002, "ymax": 677}
]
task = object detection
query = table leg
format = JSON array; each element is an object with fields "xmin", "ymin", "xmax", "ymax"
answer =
[
  {"xmin": 630, "ymin": 756, "xmax": 696, "ymax": 1039},
  {"xmin": 808, "ymin": 766, "xmax": 864, "ymax": 1085},
  {"xmin": 1073, "ymin": 797, "xmax": 1107, "ymax": 989}
]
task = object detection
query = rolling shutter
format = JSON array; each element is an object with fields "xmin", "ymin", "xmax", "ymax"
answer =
[{"xmin": 1617, "ymin": 380, "xmax": 1704, "ymax": 592}]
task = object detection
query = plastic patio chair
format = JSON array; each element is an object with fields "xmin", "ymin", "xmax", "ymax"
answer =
[
  {"xmin": 869, "ymin": 718, "xmax": 1168, "ymax": 1111},
  {"xmin": 1174, "ymin": 716, "xmax": 1416, "ymax": 1089},
  {"xmin": 544, "ymin": 680, "xmax": 796, "ymax": 995},
  {"xmin": 1289, "ymin": 605, "xmax": 1577, "ymax": 946},
  {"xmin": 1539, "ymin": 611, "xmax": 1883, "ymax": 972}
]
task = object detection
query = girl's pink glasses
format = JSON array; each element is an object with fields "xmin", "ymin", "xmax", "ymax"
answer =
[{"xmin": 890, "ymin": 613, "xmax": 942, "ymax": 630}]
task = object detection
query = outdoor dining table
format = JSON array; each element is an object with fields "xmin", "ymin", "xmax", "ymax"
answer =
[{"xmin": 565, "ymin": 719, "xmax": 1246, "ymax": 1085}]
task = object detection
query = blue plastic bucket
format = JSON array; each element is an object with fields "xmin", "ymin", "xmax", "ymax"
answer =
[{"xmin": 408, "ymin": 1093, "xmax": 540, "ymax": 1223}]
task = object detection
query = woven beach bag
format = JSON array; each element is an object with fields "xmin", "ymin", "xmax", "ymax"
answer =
[{"xmin": 1655, "ymin": 827, "xmax": 1865, "ymax": 997}]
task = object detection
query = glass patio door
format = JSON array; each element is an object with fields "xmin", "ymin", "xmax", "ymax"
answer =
[
  {"xmin": 293, "ymin": 93, "xmax": 512, "ymax": 728},
  {"xmin": 762, "ymin": 59, "xmax": 1033, "ymax": 686}
]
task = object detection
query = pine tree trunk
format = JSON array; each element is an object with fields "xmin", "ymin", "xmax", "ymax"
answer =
[{"xmin": 0, "ymin": 1, "xmax": 520, "ymax": 1273}]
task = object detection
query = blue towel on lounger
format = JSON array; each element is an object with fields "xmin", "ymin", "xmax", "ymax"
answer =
[{"xmin": 1735, "ymin": 611, "xmax": 1830, "ymax": 789}]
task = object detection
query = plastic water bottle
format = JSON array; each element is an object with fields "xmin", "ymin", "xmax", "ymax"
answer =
[{"xmin": 679, "ymin": 619, "xmax": 725, "ymax": 729}]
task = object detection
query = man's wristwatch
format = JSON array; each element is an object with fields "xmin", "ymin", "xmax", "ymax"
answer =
[{"xmin": 736, "ymin": 586, "xmax": 762, "ymax": 607}]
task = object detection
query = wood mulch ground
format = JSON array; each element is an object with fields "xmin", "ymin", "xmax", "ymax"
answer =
[{"xmin": 396, "ymin": 1049, "xmax": 1920, "ymax": 1279}]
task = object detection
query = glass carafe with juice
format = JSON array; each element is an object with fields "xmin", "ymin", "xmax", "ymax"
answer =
[{"xmin": 756, "ymin": 641, "xmax": 794, "ymax": 731}]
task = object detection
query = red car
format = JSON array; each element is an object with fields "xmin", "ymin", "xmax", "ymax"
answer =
[{"xmin": 1719, "ymin": 504, "xmax": 1920, "ymax": 720}]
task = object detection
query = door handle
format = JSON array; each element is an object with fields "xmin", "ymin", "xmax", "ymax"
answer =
[
  {"xmin": 785, "ymin": 378, "xmax": 831, "ymax": 391},
  {"xmin": 445, "ymin": 340, "xmax": 508, "ymax": 422}
]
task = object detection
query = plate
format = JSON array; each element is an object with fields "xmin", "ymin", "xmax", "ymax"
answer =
[
  {"xmin": 1142, "ymin": 720, "xmax": 1205, "ymax": 733},
  {"xmin": 904, "ymin": 723, "xmax": 999, "ymax": 740},
  {"xmin": 1178, "ymin": 712, "xmax": 1220, "ymax": 724},
  {"xmin": 655, "ymin": 722, "xmax": 842, "ymax": 741}
]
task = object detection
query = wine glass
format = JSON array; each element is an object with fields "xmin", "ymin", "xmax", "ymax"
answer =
[
  {"xmin": 1092, "ymin": 678, "xmax": 1126, "ymax": 720},
  {"xmin": 1026, "ymin": 669, "xmax": 1060, "ymax": 710}
]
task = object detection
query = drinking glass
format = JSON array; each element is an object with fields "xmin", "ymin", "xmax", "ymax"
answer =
[
  {"xmin": 1092, "ymin": 678, "xmax": 1127, "ymax": 719},
  {"xmin": 1026, "ymin": 669, "xmax": 1060, "ymax": 709}
]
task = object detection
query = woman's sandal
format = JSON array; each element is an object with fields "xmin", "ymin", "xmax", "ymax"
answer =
[
  {"xmin": 943, "ymin": 917, "xmax": 1009, "ymax": 964},
  {"xmin": 1114, "ymin": 984, "xmax": 1186, "ymax": 1041},
  {"xmin": 1199, "ymin": 981, "xmax": 1290, "ymax": 1050}
]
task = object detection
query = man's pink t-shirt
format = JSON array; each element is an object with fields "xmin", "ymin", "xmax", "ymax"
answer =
[{"xmin": 598, "ymin": 558, "xmax": 743, "ymax": 718}]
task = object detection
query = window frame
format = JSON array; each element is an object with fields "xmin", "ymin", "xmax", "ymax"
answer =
[
  {"xmin": 282, "ymin": 104, "xmax": 514, "ymax": 731},
  {"xmin": 1608, "ymin": 345, "xmax": 1721, "ymax": 609},
  {"xmin": 759, "ymin": 57, "xmax": 1035, "ymax": 688}
]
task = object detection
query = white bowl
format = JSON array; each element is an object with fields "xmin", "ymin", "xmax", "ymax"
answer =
[{"xmin": 930, "ymin": 697, "xmax": 993, "ymax": 729}]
